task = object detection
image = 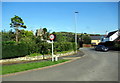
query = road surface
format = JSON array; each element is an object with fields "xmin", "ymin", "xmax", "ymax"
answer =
[{"xmin": 2, "ymin": 48, "xmax": 118, "ymax": 81}]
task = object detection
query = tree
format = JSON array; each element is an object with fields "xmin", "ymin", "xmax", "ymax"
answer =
[
  {"xmin": 40, "ymin": 42, "xmax": 51, "ymax": 60},
  {"xmin": 2, "ymin": 29, "xmax": 15, "ymax": 41},
  {"xmin": 19, "ymin": 30, "xmax": 34, "ymax": 39},
  {"xmin": 35, "ymin": 36, "xmax": 42, "ymax": 44},
  {"xmin": 43, "ymin": 28, "xmax": 47, "ymax": 34},
  {"xmin": 52, "ymin": 32, "xmax": 67, "ymax": 42},
  {"xmin": 82, "ymin": 35, "xmax": 91, "ymax": 44},
  {"xmin": 10, "ymin": 15, "xmax": 27, "ymax": 42},
  {"xmin": 42, "ymin": 28, "xmax": 48, "ymax": 40},
  {"xmin": 56, "ymin": 33, "xmax": 67, "ymax": 42}
]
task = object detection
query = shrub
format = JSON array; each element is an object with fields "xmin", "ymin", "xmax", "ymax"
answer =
[
  {"xmin": 39, "ymin": 42, "xmax": 51, "ymax": 55},
  {"xmin": 20, "ymin": 37, "xmax": 37, "ymax": 54},
  {"xmin": 28, "ymin": 53, "xmax": 42, "ymax": 57},
  {"xmin": 82, "ymin": 35, "xmax": 91, "ymax": 44},
  {"xmin": 2, "ymin": 41, "xmax": 75, "ymax": 59},
  {"xmin": 114, "ymin": 41, "xmax": 120, "ymax": 51},
  {"xmin": 2, "ymin": 41, "xmax": 28, "ymax": 59},
  {"xmin": 54, "ymin": 42, "xmax": 75, "ymax": 52},
  {"xmin": 2, "ymin": 41, "xmax": 16, "ymax": 45}
]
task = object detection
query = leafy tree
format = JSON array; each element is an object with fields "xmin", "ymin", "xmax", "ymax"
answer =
[
  {"xmin": 10, "ymin": 15, "xmax": 27, "ymax": 42},
  {"xmin": 39, "ymin": 42, "xmax": 51, "ymax": 59},
  {"xmin": 46, "ymin": 32, "xmax": 50, "ymax": 40},
  {"xmin": 57, "ymin": 34, "xmax": 67, "ymax": 42},
  {"xmin": 2, "ymin": 29, "xmax": 15, "ymax": 41},
  {"xmin": 42, "ymin": 28, "xmax": 48, "ymax": 40},
  {"xmin": 114, "ymin": 41, "xmax": 120, "ymax": 50},
  {"xmin": 35, "ymin": 36, "xmax": 42, "ymax": 44},
  {"xmin": 52, "ymin": 32, "xmax": 75, "ymax": 42},
  {"xmin": 43, "ymin": 28, "xmax": 47, "ymax": 34},
  {"xmin": 82, "ymin": 35, "xmax": 91, "ymax": 44},
  {"xmin": 66, "ymin": 33, "xmax": 75, "ymax": 42},
  {"xmin": 19, "ymin": 30, "xmax": 34, "ymax": 40},
  {"xmin": 52, "ymin": 32, "xmax": 67, "ymax": 42}
]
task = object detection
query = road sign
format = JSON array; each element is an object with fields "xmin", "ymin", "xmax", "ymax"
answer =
[
  {"xmin": 49, "ymin": 34, "xmax": 58, "ymax": 61},
  {"xmin": 49, "ymin": 34, "xmax": 55, "ymax": 40}
]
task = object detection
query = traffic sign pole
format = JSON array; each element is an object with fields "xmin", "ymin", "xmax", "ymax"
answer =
[
  {"xmin": 52, "ymin": 40, "xmax": 54, "ymax": 61},
  {"xmin": 49, "ymin": 34, "xmax": 58, "ymax": 61},
  {"xmin": 49, "ymin": 34, "xmax": 55, "ymax": 61}
]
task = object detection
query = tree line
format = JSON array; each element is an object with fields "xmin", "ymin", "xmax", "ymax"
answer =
[{"xmin": 2, "ymin": 15, "xmax": 92, "ymax": 59}]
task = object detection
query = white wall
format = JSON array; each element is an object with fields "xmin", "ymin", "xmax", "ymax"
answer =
[{"xmin": 109, "ymin": 31, "xmax": 118, "ymax": 41}]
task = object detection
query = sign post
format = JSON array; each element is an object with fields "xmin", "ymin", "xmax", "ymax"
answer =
[
  {"xmin": 49, "ymin": 34, "xmax": 56, "ymax": 61},
  {"xmin": 52, "ymin": 40, "xmax": 54, "ymax": 61}
]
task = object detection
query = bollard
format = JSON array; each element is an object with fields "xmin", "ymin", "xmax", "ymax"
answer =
[{"xmin": 55, "ymin": 56, "xmax": 58, "ymax": 61}]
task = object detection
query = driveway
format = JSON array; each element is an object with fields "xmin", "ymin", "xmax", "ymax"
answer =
[{"xmin": 2, "ymin": 48, "xmax": 118, "ymax": 81}]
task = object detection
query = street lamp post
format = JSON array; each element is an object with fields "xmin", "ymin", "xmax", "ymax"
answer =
[{"xmin": 74, "ymin": 12, "xmax": 79, "ymax": 53}]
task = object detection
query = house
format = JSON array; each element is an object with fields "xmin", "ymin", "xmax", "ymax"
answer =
[
  {"xmin": 101, "ymin": 30, "xmax": 119, "ymax": 42},
  {"xmin": 90, "ymin": 36, "xmax": 103, "ymax": 45}
]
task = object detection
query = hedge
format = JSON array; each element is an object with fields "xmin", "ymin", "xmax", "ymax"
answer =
[
  {"xmin": 2, "ymin": 42, "xmax": 28, "ymax": 59},
  {"xmin": 54, "ymin": 42, "xmax": 74, "ymax": 52},
  {"xmin": 114, "ymin": 41, "xmax": 120, "ymax": 51},
  {"xmin": 2, "ymin": 41, "xmax": 75, "ymax": 59}
]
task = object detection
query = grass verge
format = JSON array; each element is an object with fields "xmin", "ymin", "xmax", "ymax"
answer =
[{"xmin": 1, "ymin": 59, "xmax": 69, "ymax": 75}]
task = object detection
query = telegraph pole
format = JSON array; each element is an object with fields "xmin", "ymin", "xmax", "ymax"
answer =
[{"xmin": 74, "ymin": 12, "xmax": 79, "ymax": 53}]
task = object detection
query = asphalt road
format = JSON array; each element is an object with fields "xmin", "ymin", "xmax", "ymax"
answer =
[{"xmin": 2, "ymin": 48, "xmax": 118, "ymax": 81}]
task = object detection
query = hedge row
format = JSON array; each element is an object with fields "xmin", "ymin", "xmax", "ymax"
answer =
[
  {"xmin": 2, "ymin": 42, "xmax": 28, "ymax": 59},
  {"xmin": 54, "ymin": 42, "xmax": 75, "ymax": 52},
  {"xmin": 114, "ymin": 41, "xmax": 120, "ymax": 51},
  {"xmin": 2, "ymin": 41, "xmax": 75, "ymax": 59}
]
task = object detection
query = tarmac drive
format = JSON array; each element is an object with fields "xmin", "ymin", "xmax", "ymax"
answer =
[{"xmin": 2, "ymin": 48, "xmax": 118, "ymax": 81}]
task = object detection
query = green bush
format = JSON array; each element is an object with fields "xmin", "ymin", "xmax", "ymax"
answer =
[
  {"xmin": 54, "ymin": 42, "xmax": 75, "ymax": 52},
  {"xmin": 2, "ymin": 41, "xmax": 75, "ymax": 59},
  {"xmin": 28, "ymin": 53, "xmax": 42, "ymax": 57},
  {"xmin": 20, "ymin": 37, "xmax": 37, "ymax": 54},
  {"xmin": 82, "ymin": 35, "xmax": 91, "ymax": 44},
  {"xmin": 114, "ymin": 42, "xmax": 120, "ymax": 51},
  {"xmin": 2, "ymin": 41, "xmax": 28, "ymax": 59},
  {"xmin": 2, "ymin": 41, "xmax": 16, "ymax": 44},
  {"xmin": 39, "ymin": 42, "xmax": 51, "ymax": 55}
]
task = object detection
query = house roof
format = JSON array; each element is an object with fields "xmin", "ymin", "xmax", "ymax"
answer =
[
  {"xmin": 106, "ymin": 30, "xmax": 118, "ymax": 38},
  {"xmin": 90, "ymin": 36, "xmax": 102, "ymax": 40}
]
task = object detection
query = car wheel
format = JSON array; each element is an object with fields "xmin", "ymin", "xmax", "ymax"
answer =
[{"xmin": 95, "ymin": 48, "xmax": 98, "ymax": 51}]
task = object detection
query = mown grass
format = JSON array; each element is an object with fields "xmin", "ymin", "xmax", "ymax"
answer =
[{"xmin": 2, "ymin": 59, "xmax": 69, "ymax": 75}]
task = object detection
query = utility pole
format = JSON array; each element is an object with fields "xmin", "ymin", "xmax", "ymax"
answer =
[{"xmin": 74, "ymin": 12, "xmax": 79, "ymax": 53}]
